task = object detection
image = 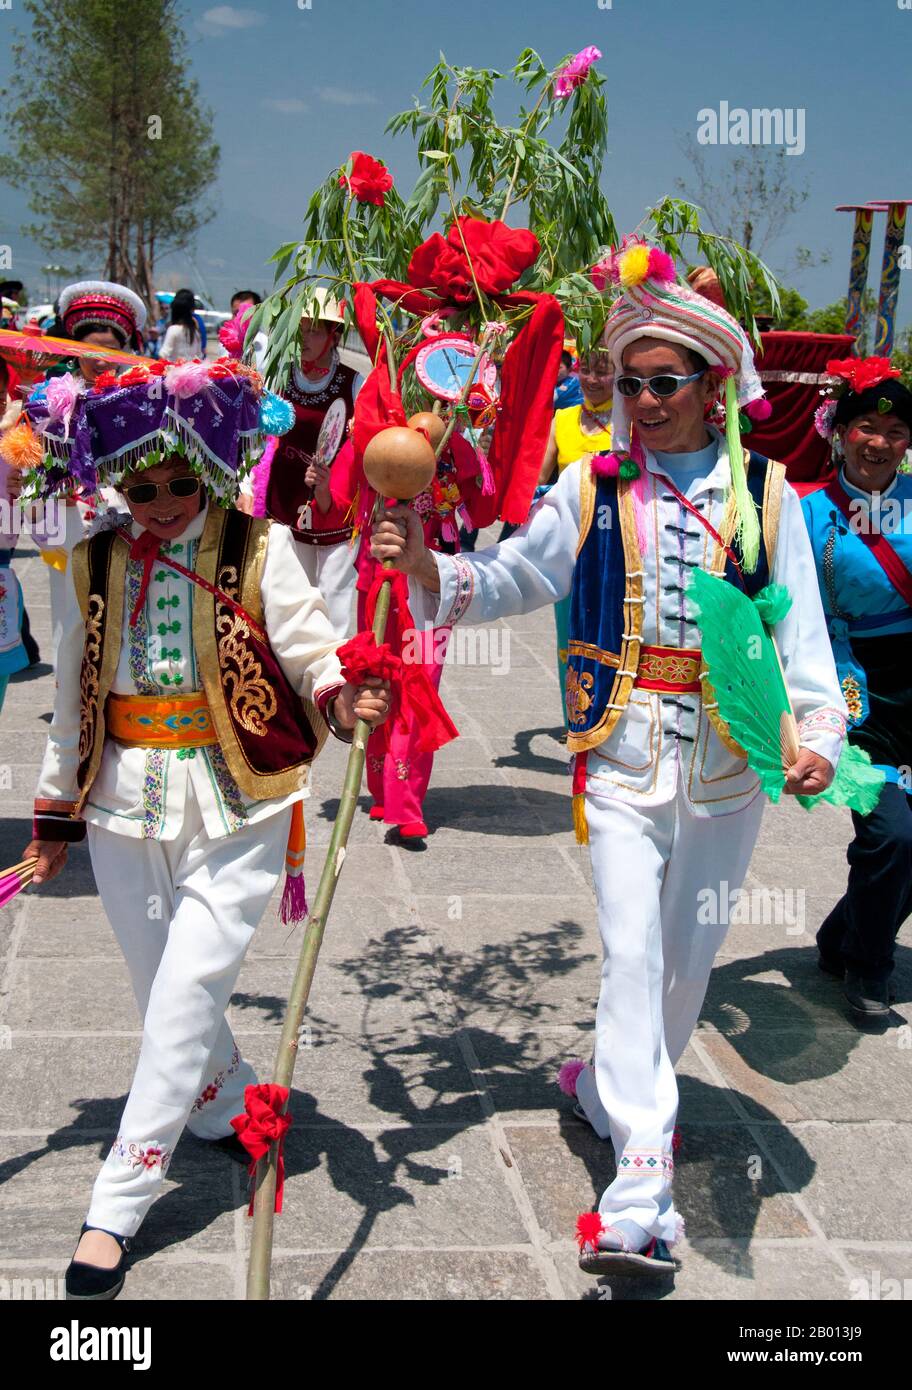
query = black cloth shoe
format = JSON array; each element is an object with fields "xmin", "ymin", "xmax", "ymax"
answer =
[
  {"xmin": 209, "ymin": 1133, "xmax": 251, "ymax": 1167},
  {"xmin": 65, "ymin": 1224, "xmax": 131, "ymax": 1301},
  {"xmin": 844, "ymin": 972, "xmax": 891, "ymax": 1020}
]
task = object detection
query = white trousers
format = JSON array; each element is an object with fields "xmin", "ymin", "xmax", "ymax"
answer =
[
  {"xmin": 85, "ymin": 799, "xmax": 291, "ymax": 1237},
  {"xmin": 298, "ymin": 539, "xmax": 357, "ymax": 639},
  {"xmin": 574, "ymin": 783, "xmax": 764, "ymax": 1244}
]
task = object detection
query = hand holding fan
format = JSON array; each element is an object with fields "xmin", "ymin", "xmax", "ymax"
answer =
[{"xmin": 689, "ymin": 569, "xmax": 884, "ymax": 815}]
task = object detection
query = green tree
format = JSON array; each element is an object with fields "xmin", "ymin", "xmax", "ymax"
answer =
[{"xmin": 0, "ymin": 0, "xmax": 219, "ymax": 315}]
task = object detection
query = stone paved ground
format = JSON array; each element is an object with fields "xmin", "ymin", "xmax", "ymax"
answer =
[{"xmin": 1, "ymin": 536, "xmax": 911, "ymax": 1302}]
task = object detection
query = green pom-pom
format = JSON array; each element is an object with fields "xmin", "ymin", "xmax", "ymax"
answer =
[
  {"xmin": 752, "ymin": 582, "xmax": 793, "ymax": 627},
  {"xmin": 619, "ymin": 458, "xmax": 641, "ymax": 480},
  {"xmin": 738, "ymin": 410, "xmax": 753, "ymax": 435}
]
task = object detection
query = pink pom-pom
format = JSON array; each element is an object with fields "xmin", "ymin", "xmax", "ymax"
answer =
[
  {"xmin": 164, "ymin": 360, "xmax": 212, "ymax": 399},
  {"xmin": 218, "ymin": 306, "xmax": 253, "ymax": 357},
  {"xmin": 557, "ymin": 1057, "xmax": 587, "ymax": 1097},
  {"xmin": 575, "ymin": 1211, "xmax": 604, "ymax": 1252},
  {"xmin": 43, "ymin": 373, "xmax": 82, "ymax": 428},
  {"xmin": 591, "ymin": 451, "xmax": 622, "ymax": 478},
  {"xmin": 744, "ymin": 396, "xmax": 772, "ymax": 422},
  {"xmin": 647, "ymin": 247, "xmax": 677, "ymax": 284}
]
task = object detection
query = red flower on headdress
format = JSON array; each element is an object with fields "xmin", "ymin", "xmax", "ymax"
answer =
[
  {"xmin": 340, "ymin": 152, "xmax": 394, "ymax": 207},
  {"xmin": 407, "ymin": 217, "xmax": 540, "ymax": 304},
  {"xmin": 825, "ymin": 357, "xmax": 901, "ymax": 394},
  {"xmin": 117, "ymin": 366, "xmax": 151, "ymax": 387},
  {"xmin": 207, "ymin": 360, "xmax": 236, "ymax": 379},
  {"xmin": 91, "ymin": 371, "xmax": 118, "ymax": 392}
]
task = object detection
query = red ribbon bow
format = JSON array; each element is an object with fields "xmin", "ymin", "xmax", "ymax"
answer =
[
  {"xmin": 128, "ymin": 529, "xmax": 164, "ymax": 627},
  {"xmin": 230, "ymin": 1083, "xmax": 292, "ymax": 1215}
]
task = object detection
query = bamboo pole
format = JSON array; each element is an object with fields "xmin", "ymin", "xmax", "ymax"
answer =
[{"xmin": 246, "ymin": 327, "xmax": 491, "ymax": 1300}]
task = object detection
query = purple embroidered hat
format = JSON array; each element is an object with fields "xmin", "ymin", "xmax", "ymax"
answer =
[{"xmin": 22, "ymin": 358, "xmax": 294, "ymax": 503}]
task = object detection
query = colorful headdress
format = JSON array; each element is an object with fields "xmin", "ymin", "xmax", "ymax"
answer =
[
  {"xmin": 58, "ymin": 280, "xmax": 147, "ymax": 345},
  {"xmin": 600, "ymin": 236, "xmax": 770, "ymax": 571},
  {"xmin": 21, "ymin": 358, "xmax": 294, "ymax": 503},
  {"xmin": 814, "ymin": 357, "xmax": 912, "ymax": 441}
]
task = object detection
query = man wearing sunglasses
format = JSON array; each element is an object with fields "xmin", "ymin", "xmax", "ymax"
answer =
[{"xmin": 371, "ymin": 252, "xmax": 845, "ymax": 1279}]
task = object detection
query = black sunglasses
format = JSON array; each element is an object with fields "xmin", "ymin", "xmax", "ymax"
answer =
[
  {"xmin": 123, "ymin": 476, "xmax": 201, "ymax": 505},
  {"xmin": 615, "ymin": 370, "xmax": 706, "ymax": 399}
]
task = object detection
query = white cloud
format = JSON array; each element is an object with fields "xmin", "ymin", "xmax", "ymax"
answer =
[
  {"xmin": 315, "ymin": 86, "xmax": 379, "ymax": 107},
  {"xmin": 198, "ymin": 7, "xmax": 266, "ymax": 35},
  {"xmin": 262, "ymin": 98, "xmax": 309, "ymax": 114}
]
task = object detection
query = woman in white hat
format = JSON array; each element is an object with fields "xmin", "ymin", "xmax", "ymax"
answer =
[{"xmin": 253, "ymin": 288, "xmax": 363, "ymax": 638}]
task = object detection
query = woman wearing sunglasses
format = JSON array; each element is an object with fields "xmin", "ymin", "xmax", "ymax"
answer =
[
  {"xmin": 373, "ymin": 243, "xmax": 845, "ymax": 1278},
  {"xmin": 17, "ymin": 360, "xmax": 390, "ymax": 1299}
]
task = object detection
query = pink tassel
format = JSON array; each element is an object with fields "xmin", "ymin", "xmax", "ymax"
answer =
[
  {"xmin": 279, "ymin": 872, "xmax": 309, "ymax": 925},
  {"xmin": 164, "ymin": 360, "xmax": 212, "ymax": 399},
  {"xmin": 557, "ymin": 1057, "xmax": 586, "ymax": 1097},
  {"xmin": 458, "ymin": 501, "xmax": 474, "ymax": 531},
  {"xmin": 477, "ymin": 447, "xmax": 495, "ymax": 497},
  {"xmin": 591, "ymin": 451, "xmax": 622, "ymax": 478},
  {"xmin": 441, "ymin": 518, "xmax": 457, "ymax": 543},
  {"xmin": 744, "ymin": 396, "xmax": 772, "ymax": 422},
  {"xmin": 251, "ymin": 437, "xmax": 277, "ymax": 518}
]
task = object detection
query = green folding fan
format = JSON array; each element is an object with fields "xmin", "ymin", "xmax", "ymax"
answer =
[{"xmin": 688, "ymin": 569, "xmax": 884, "ymax": 814}]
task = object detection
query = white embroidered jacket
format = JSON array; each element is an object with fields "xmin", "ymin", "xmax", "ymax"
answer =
[
  {"xmin": 420, "ymin": 445, "xmax": 848, "ymax": 817},
  {"xmin": 36, "ymin": 506, "xmax": 346, "ymax": 840}
]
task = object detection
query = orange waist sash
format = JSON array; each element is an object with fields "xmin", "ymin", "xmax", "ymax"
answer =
[{"xmin": 105, "ymin": 692, "xmax": 218, "ymax": 748}]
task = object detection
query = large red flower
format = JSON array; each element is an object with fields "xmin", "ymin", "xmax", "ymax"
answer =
[
  {"xmin": 407, "ymin": 217, "xmax": 540, "ymax": 303},
  {"xmin": 825, "ymin": 356, "xmax": 901, "ymax": 394},
  {"xmin": 341, "ymin": 151, "xmax": 394, "ymax": 207}
]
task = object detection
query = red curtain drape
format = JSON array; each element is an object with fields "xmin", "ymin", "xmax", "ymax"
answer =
[{"xmin": 747, "ymin": 331, "xmax": 855, "ymax": 496}]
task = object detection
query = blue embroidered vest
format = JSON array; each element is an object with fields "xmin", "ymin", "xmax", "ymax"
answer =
[{"xmin": 565, "ymin": 450, "xmax": 786, "ymax": 754}]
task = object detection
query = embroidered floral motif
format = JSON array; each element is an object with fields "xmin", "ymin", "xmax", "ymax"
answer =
[
  {"xmin": 78, "ymin": 594, "xmax": 104, "ymax": 765},
  {"xmin": 126, "ymin": 559, "xmax": 158, "ymax": 694},
  {"xmin": 565, "ymin": 665, "xmax": 595, "ymax": 724},
  {"xmin": 142, "ymin": 748, "xmax": 166, "ymax": 839},
  {"xmin": 445, "ymin": 554, "xmax": 475, "ymax": 626},
  {"xmin": 207, "ymin": 746, "xmax": 247, "ymax": 831},
  {"xmin": 191, "ymin": 1045, "xmax": 241, "ymax": 1113},
  {"xmin": 617, "ymin": 1149, "xmax": 674, "ymax": 1178},
  {"xmin": 368, "ymin": 754, "xmax": 385, "ymax": 775},
  {"xmin": 841, "ymin": 675, "xmax": 864, "ymax": 724},
  {"xmin": 215, "ymin": 563, "xmax": 277, "ymax": 737},
  {"xmin": 111, "ymin": 1137, "xmax": 171, "ymax": 1172},
  {"xmin": 395, "ymin": 758, "xmax": 410, "ymax": 781},
  {"xmin": 798, "ymin": 706, "xmax": 848, "ymax": 739}
]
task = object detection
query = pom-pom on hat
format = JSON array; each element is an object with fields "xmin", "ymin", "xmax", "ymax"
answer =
[
  {"xmin": 22, "ymin": 358, "xmax": 294, "ymax": 503},
  {"xmin": 58, "ymin": 280, "xmax": 147, "ymax": 344}
]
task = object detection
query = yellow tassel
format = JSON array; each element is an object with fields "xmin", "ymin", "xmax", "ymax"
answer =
[
  {"xmin": 572, "ymin": 792, "xmax": 589, "ymax": 846},
  {"xmin": 41, "ymin": 549, "xmax": 68, "ymax": 572}
]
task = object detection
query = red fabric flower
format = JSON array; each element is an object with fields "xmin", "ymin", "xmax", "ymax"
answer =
[
  {"xmin": 407, "ymin": 217, "xmax": 540, "ymax": 303},
  {"xmin": 337, "ymin": 630, "xmax": 402, "ymax": 685},
  {"xmin": 91, "ymin": 370, "xmax": 118, "ymax": 392},
  {"xmin": 206, "ymin": 360, "xmax": 236, "ymax": 379},
  {"xmin": 341, "ymin": 151, "xmax": 394, "ymax": 207},
  {"xmin": 825, "ymin": 357, "xmax": 901, "ymax": 394},
  {"xmin": 117, "ymin": 366, "xmax": 151, "ymax": 387}
]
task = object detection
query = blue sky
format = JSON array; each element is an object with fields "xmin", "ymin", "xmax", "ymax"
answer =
[{"xmin": 1, "ymin": 0, "xmax": 910, "ymax": 324}]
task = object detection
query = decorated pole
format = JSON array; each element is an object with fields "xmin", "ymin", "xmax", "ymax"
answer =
[
  {"xmin": 835, "ymin": 205, "xmax": 875, "ymax": 343},
  {"xmin": 868, "ymin": 200, "xmax": 911, "ymax": 357}
]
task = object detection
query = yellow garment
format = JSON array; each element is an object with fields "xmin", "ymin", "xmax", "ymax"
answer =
[{"xmin": 554, "ymin": 403, "xmax": 612, "ymax": 471}]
